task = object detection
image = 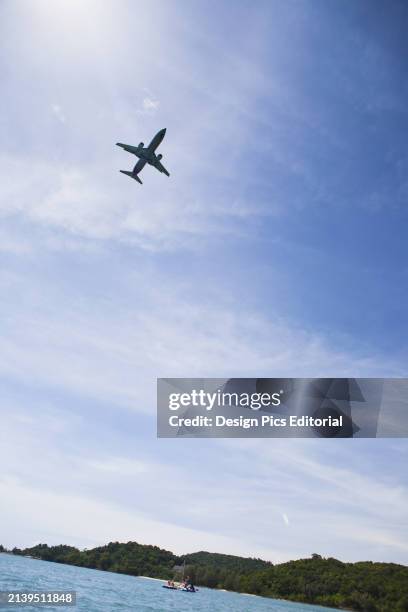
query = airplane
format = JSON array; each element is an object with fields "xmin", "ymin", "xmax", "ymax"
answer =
[{"xmin": 116, "ymin": 128, "xmax": 170, "ymax": 184}]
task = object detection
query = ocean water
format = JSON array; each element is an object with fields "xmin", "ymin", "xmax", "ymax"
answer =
[{"xmin": 0, "ymin": 554, "xmax": 340, "ymax": 612}]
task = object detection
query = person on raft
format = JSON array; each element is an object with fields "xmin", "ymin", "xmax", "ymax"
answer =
[{"xmin": 184, "ymin": 576, "xmax": 196, "ymax": 592}]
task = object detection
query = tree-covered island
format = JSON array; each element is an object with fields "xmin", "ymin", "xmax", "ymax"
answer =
[{"xmin": 2, "ymin": 543, "xmax": 407, "ymax": 612}]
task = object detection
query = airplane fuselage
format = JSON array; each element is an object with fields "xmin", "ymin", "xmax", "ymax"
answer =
[
  {"xmin": 117, "ymin": 143, "xmax": 156, "ymax": 164},
  {"xmin": 137, "ymin": 150, "xmax": 157, "ymax": 165}
]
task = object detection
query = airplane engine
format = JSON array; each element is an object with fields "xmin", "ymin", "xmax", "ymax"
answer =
[{"xmin": 156, "ymin": 154, "xmax": 163, "ymax": 160}]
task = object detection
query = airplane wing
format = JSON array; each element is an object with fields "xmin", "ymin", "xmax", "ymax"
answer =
[
  {"xmin": 133, "ymin": 159, "xmax": 146, "ymax": 174},
  {"xmin": 153, "ymin": 160, "xmax": 170, "ymax": 177},
  {"xmin": 147, "ymin": 128, "xmax": 166, "ymax": 153}
]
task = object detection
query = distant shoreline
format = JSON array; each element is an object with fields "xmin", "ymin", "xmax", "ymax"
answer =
[
  {"xmin": 0, "ymin": 555, "xmax": 342, "ymax": 611},
  {"xmin": 1, "ymin": 544, "xmax": 407, "ymax": 612}
]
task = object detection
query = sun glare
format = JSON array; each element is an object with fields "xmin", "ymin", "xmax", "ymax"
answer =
[{"xmin": 20, "ymin": 0, "xmax": 161, "ymax": 69}]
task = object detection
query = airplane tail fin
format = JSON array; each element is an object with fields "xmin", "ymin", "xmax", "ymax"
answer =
[{"xmin": 120, "ymin": 170, "xmax": 142, "ymax": 184}]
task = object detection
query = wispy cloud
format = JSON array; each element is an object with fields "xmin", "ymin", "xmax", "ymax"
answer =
[
  {"xmin": 0, "ymin": 265, "xmax": 403, "ymax": 414},
  {"xmin": 0, "ymin": 148, "xmax": 270, "ymax": 252},
  {"xmin": 51, "ymin": 103, "xmax": 66, "ymax": 124},
  {"xmin": 142, "ymin": 97, "xmax": 160, "ymax": 112}
]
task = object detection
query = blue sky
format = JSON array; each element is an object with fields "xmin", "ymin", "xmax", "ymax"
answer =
[{"xmin": 0, "ymin": 0, "xmax": 407, "ymax": 564}]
